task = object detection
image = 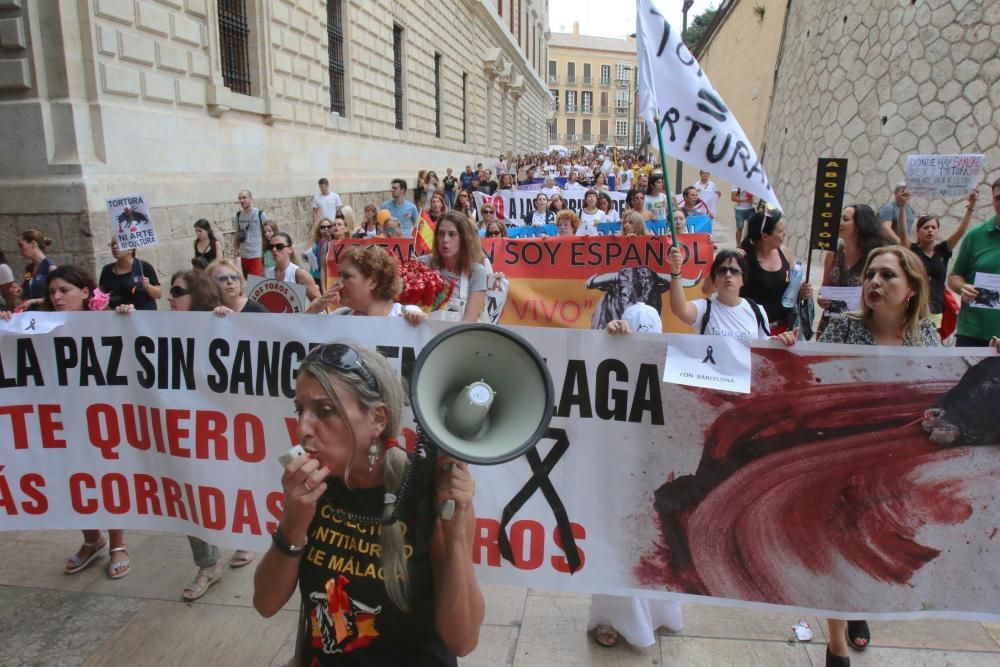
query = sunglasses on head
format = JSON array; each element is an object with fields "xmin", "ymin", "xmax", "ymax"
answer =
[
  {"xmin": 270, "ymin": 243, "xmax": 288, "ymax": 251},
  {"xmin": 214, "ymin": 274, "xmax": 241, "ymax": 283},
  {"xmin": 170, "ymin": 285, "xmax": 191, "ymax": 298},
  {"xmin": 305, "ymin": 344, "xmax": 379, "ymax": 394}
]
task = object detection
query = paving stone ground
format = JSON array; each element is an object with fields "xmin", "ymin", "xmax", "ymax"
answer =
[{"xmin": 1, "ymin": 530, "xmax": 998, "ymax": 666}]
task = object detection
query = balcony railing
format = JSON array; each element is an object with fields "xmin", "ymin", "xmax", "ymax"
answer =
[
  {"xmin": 599, "ymin": 134, "xmax": 610, "ymax": 143},
  {"xmin": 615, "ymin": 134, "xmax": 628, "ymax": 144},
  {"xmin": 551, "ymin": 101, "xmax": 559, "ymax": 112},
  {"xmin": 566, "ymin": 104, "xmax": 577, "ymax": 113},
  {"xmin": 616, "ymin": 106, "xmax": 630, "ymax": 115},
  {"xmin": 617, "ymin": 78, "xmax": 629, "ymax": 88},
  {"xmin": 548, "ymin": 74, "xmax": 559, "ymax": 84},
  {"xmin": 600, "ymin": 78, "xmax": 610, "ymax": 87},
  {"xmin": 599, "ymin": 105, "xmax": 610, "ymax": 114},
  {"xmin": 582, "ymin": 76, "xmax": 592, "ymax": 85},
  {"xmin": 581, "ymin": 105, "xmax": 592, "ymax": 114},
  {"xmin": 581, "ymin": 133, "xmax": 593, "ymax": 143},
  {"xmin": 566, "ymin": 75, "xmax": 576, "ymax": 84},
  {"xmin": 566, "ymin": 133, "xmax": 578, "ymax": 142}
]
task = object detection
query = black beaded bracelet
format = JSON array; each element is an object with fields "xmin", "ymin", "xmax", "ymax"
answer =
[{"xmin": 271, "ymin": 527, "xmax": 307, "ymax": 556}]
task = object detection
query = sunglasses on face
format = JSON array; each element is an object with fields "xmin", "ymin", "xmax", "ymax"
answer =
[
  {"xmin": 715, "ymin": 266, "xmax": 743, "ymax": 277},
  {"xmin": 169, "ymin": 285, "xmax": 191, "ymax": 298},
  {"xmin": 305, "ymin": 344, "xmax": 379, "ymax": 394},
  {"xmin": 214, "ymin": 274, "xmax": 241, "ymax": 284},
  {"xmin": 270, "ymin": 243, "xmax": 288, "ymax": 251},
  {"xmin": 319, "ymin": 224, "xmax": 332, "ymax": 230},
  {"xmin": 486, "ymin": 230, "xmax": 502, "ymax": 237}
]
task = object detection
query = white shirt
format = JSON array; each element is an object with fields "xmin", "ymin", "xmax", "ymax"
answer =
[
  {"xmin": 579, "ymin": 208, "xmax": 607, "ymax": 232},
  {"xmin": 540, "ymin": 186, "xmax": 562, "ymax": 197},
  {"xmin": 692, "ymin": 297, "xmax": 769, "ymax": 340},
  {"xmin": 693, "ymin": 180, "xmax": 717, "ymax": 194},
  {"xmin": 564, "ymin": 181, "xmax": 585, "ymax": 190},
  {"xmin": 731, "ymin": 186, "xmax": 755, "ymax": 210},
  {"xmin": 312, "ymin": 191, "xmax": 342, "ymax": 222}
]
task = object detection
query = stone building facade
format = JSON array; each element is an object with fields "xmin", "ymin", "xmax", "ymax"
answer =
[
  {"xmin": 699, "ymin": 0, "xmax": 998, "ymax": 259},
  {"xmin": 0, "ymin": 0, "xmax": 551, "ymax": 278},
  {"xmin": 547, "ymin": 24, "xmax": 640, "ymax": 150}
]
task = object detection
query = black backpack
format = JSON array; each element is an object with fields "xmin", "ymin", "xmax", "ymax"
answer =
[{"xmin": 700, "ymin": 298, "xmax": 770, "ymax": 336}]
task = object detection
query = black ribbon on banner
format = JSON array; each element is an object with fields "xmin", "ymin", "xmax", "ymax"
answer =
[{"xmin": 497, "ymin": 427, "xmax": 581, "ymax": 574}]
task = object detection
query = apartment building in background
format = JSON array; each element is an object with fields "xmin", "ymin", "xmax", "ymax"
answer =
[{"xmin": 547, "ymin": 23, "xmax": 640, "ymax": 150}]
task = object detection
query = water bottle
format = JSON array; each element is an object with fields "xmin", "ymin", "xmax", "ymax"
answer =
[{"xmin": 781, "ymin": 261, "xmax": 803, "ymax": 308}]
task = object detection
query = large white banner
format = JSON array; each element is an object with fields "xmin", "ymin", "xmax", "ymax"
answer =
[
  {"xmin": 636, "ymin": 0, "xmax": 782, "ymax": 209},
  {"xmin": 475, "ymin": 190, "xmax": 627, "ymax": 223},
  {"xmin": 2, "ymin": 312, "xmax": 999, "ymax": 620}
]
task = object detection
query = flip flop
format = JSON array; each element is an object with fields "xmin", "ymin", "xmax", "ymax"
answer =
[
  {"xmin": 65, "ymin": 537, "xmax": 108, "ymax": 574},
  {"xmin": 183, "ymin": 563, "xmax": 225, "ymax": 601},
  {"xmin": 108, "ymin": 546, "xmax": 131, "ymax": 580},
  {"xmin": 229, "ymin": 550, "xmax": 254, "ymax": 568},
  {"xmin": 846, "ymin": 620, "xmax": 870, "ymax": 651}
]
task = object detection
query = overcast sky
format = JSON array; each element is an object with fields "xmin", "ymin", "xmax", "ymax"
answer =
[{"xmin": 548, "ymin": 0, "xmax": 717, "ymax": 39}]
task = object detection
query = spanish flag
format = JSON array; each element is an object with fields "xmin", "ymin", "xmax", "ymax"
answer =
[{"xmin": 414, "ymin": 208, "xmax": 435, "ymax": 256}]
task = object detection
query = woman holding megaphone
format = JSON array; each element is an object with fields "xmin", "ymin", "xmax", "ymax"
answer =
[{"xmin": 254, "ymin": 344, "xmax": 484, "ymax": 664}]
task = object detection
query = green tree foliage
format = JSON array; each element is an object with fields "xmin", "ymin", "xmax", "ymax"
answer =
[{"xmin": 683, "ymin": 7, "xmax": 718, "ymax": 50}]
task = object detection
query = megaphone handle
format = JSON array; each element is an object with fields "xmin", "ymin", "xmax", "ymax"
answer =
[{"xmin": 439, "ymin": 499, "xmax": 456, "ymax": 521}]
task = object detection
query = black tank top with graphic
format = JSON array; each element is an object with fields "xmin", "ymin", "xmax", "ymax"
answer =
[{"xmin": 296, "ymin": 455, "xmax": 454, "ymax": 667}]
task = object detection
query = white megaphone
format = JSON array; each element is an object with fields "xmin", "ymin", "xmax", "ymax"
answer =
[{"xmin": 410, "ymin": 323, "xmax": 554, "ymax": 467}]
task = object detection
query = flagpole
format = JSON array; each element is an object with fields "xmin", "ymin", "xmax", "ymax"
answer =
[{"xmin": 653, "ymin": 115, "xmax": 679, "ymax": 245}]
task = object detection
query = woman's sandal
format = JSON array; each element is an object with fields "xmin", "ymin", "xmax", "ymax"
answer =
[
  {"xmin": 846, "ymin": 620, "xmax": 870, "ymax": 651},
  {"xmin": 594, "ymin": 624, "xmax": 620, "ymax": 648},
  {"xmin": 182, "ymin": 562, "xmax": 225, "ymax": 601},
  {"xmin": 228, "ymin": 550, "xmax": 254, "ymax": 568},
  {"xmin": 65, "ymin": 537, "xmax": 108, "ymax": 574},
  {"xmin": 825, "ymin": 647, "xmax": 850, "ymax": 667},
  {"xmin": 108, "ymin": 546, "xmax": 131, "ymax": 580}
]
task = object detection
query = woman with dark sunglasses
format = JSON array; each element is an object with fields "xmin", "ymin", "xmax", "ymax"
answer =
[
  {"xmin": 253, "ymin": 343, "xmax": 484, "ymax": 664},
  {"xmin": 483, "ymin": 219, "xmax": 507, "ymax": 238},
  {"xmin": 265, "ymin": 233, "xmax": 320, "ymax": 302},
  {"xmin": 664, "ymin": 248, "xmax": 798, "ymax": 344},
  {"xmin": 166, "ymin": 269, "xmax": 258, "ymax": 598},
  {"xmin": 205, "ymin": 258, "xmax": 267, "ymax": 313}
]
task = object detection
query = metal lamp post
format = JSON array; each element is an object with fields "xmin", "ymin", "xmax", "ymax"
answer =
[{"xmin": 675, "ymin": 0, "xmax": 694, "ymax": 193}]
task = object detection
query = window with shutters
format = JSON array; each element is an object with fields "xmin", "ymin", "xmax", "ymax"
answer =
[
  {"xmin": 327, "ymin": 0, "xmax": 345, "ymax": 115},
  {"xmin": 218, "ymin": 0, "xmax": 252, "ymax": 95},
  {"xmin": 393, "ymin": 25, "xmax": 404, "ymax": 129}
]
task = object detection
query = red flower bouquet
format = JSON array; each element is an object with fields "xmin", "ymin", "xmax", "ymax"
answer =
[{"xmin": 398, "ymin": 260, "xmax": 457, "ymax": 312}]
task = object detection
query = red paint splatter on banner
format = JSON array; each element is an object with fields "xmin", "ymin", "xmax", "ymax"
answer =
[{"xmin": 638, "ymin": 354, "xmax": 999, "ymax": 608}]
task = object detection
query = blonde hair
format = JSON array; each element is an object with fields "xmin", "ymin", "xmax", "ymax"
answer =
[
  {"xmin": 850, "ymin": 245, "xmax": 931, "ymax": 342},
  {"xmin": 621, "ymin": 211, "xmax": 647, "ymax": 236},
  {"xmin": 298, "ymin": 346, "xmax": 411, "ymax": 611},
  {"xmin": 205, "ymin": 258, "xmax": 246, "ymax": 295},
  {"xmin": 339, "ymin": 205, "xmax": 358, "ymax": 236}
]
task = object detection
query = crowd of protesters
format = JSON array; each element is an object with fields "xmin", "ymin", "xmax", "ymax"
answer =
[{"xmin": 2, "ymin": 148, "xmax": 999, "ymax": 667}]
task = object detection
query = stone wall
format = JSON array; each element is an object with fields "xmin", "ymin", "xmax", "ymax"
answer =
[
  {"xmin": 763, "ymin": 0, "xmax": 1000, "ymax": 259},
  {"xmin": 0, "ymin": 188, "xmax": 391, "ymax": 288}
]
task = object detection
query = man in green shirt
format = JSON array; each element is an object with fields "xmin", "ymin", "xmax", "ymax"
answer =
[{"xmin": 948, "ymin": 177, "xmax": 1000, "ymax": 347}]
